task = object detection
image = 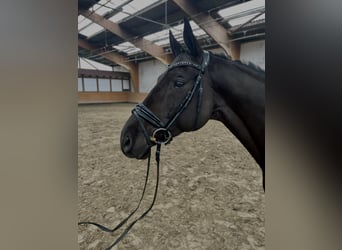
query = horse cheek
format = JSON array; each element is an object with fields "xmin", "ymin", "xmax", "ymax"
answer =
[{"xmin": 198, "ymin": 97, "xmax": 214, "ymax": 128}]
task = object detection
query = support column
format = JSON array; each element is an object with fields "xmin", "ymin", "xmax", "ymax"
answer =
[{"xmin": 230, "ymin": 41, "xmax": 241, "ymax": 60}]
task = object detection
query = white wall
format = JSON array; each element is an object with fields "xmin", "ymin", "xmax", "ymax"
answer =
[
  {"xmin": 138, "ymin": 59, "xmax": 167, "ymax": 93},
  {"xmin": 240, "ymin": 40, "xmax": 265, "ymax": 70}
]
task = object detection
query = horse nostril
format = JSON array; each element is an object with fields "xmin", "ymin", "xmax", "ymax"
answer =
[
  {"xmin": 122, "ymin": 134, "xmax": 133, "ymax": 153},
  {"xmin": 124, "ymin": 136, "xmax": 131, "ymax": 147}
]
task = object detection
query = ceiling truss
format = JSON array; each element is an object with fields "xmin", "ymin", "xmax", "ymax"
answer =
[{"xmin": 78, "ymin": 0, "xmax": 265, "ymax": 68}]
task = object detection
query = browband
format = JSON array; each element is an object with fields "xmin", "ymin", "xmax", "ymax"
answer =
[{"xmin": 168, "ymin": 61, "xmax": 202, "ymax": 71}]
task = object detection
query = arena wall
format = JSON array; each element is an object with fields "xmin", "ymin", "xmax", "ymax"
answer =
[{"xmin": 78, "ymin": 40, "xmax": 264, "ymax": 104}]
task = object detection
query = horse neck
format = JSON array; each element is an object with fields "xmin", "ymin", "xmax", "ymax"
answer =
[{"xmin": 207, "ymin": 56, "xmax": 265, "ymax": 167}]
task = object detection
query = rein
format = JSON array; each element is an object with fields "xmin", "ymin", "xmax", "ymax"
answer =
[
  {"xmin": 78, "ymin": 145, "xmax": 161, "ymax": 250},
  {"xmin": 78, "ymin": 51, "xmax": 210, "ymax": 249}
]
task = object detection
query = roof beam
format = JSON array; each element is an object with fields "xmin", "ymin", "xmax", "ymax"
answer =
[
  {"xmin": 78, "ymin": 38, "xmax": 135, "ymax": 69},
  {"xmin": 172, "ymin": 0, "xmax": 241, "ymax": 60},
  {"xmin": 78, "ymin": 38, "xmax": 140, "ymax": 93},
  {"xmin": 80, "ymin": 10, "xmax": 173, "ymax": 64}
]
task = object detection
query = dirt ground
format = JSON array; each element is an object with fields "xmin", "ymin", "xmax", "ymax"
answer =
[{"xmin": 78, "ymin": 103, "xmax": 265, "ymax": 250}]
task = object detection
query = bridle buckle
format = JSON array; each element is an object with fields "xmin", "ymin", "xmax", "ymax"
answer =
[{"xmin": 150, "ymin": 128, "xmax": 172, "ymax": 145}]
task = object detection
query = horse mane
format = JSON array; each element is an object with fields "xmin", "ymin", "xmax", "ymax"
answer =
[{"xmin": 213, "ymin": 52, "xmax": 265, "ymax": 82}]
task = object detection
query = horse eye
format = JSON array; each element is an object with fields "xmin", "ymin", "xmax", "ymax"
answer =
[{"xmin": 174, "ymin": 80, "xmax": 185, "ymax": 88}]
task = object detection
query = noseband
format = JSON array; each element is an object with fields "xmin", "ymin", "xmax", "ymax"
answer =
[{"xmin": 132, "ymin": 50, "xmax": 210, "ymax": 145}]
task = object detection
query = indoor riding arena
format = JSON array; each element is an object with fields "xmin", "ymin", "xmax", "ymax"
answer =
[{"xmin": 78, "ymin": 0, "xmax": 265, "ymax": 249}]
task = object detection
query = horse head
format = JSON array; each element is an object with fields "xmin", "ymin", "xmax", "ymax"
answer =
[{"xmin": 120, "ymin": 18, "xmax": 215, "ymax": 159}]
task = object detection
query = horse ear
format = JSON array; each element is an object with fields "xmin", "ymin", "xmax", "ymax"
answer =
[
  {"xmin": 183, "ymin": 17, "xmax": 202, "ymax": 57},
  {"xmin": 169, "ymin": 30, "xmax": 183, "ymax": 57}
]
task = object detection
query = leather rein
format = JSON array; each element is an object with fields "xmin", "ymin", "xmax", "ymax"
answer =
[{"xmin": 78, "ymin": 51, "xmax": 210, "ymax": 249}]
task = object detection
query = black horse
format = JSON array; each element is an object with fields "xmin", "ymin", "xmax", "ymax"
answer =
[{"xmin": 121, "ymin": 18, "xmax": 265, "ymax": 188}]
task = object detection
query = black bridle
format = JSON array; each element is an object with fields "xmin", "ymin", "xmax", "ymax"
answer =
[
  {"xmin": 78, "ymin": 51, "xmax": 210, "ymax": 249},
  {"xmin": 133, "ymin": 50, "xmax": 210, "ymax": 146}
]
